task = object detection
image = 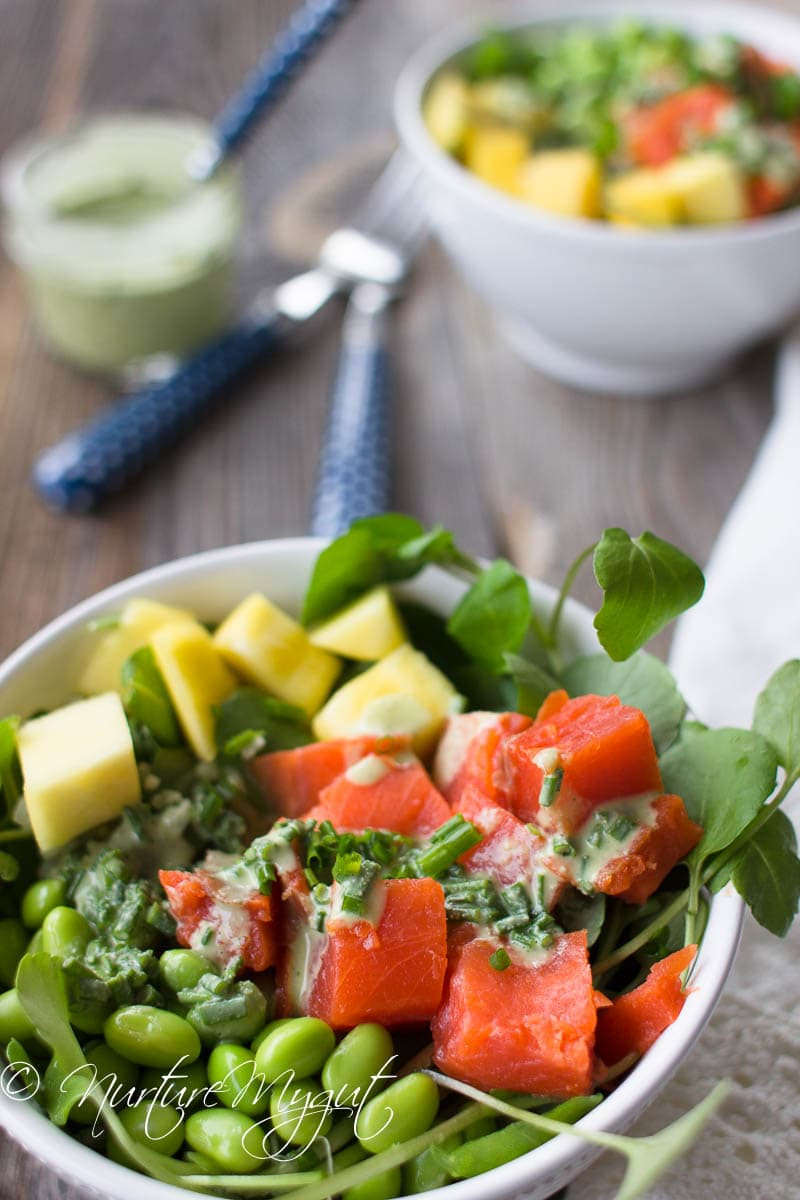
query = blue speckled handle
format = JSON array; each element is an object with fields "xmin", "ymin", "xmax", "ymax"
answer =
[
  {"xmin": 310, "ymin": 283, "xmax": 392, "ymax": 537},
  {"xmin": 211, "ymin": 0, "xmax": 356, "ymax": 167},
  {"xmin": 33, "ymin": 314, "xmax": 282, "ymax": 514}
]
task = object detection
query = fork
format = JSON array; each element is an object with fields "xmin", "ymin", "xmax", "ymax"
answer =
[{"xmin": 32, "ymin": 153, "xmax": 424, "ymax": 514}]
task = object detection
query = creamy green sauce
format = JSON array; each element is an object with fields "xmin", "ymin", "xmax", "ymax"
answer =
[{"xmin": 546, "ymin": 792, "xmax": 660, "ymax": 891}]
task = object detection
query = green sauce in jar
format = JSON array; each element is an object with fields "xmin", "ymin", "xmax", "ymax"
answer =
[{"xmin": 1, "ymin": 113, "xmax": 242, "ymax": 373}]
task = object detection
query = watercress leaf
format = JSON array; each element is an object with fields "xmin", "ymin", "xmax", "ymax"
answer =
[
  {"xmin": 562, "ymin": 651, "xmax": 686, "ymax": 753},
  {"xmin": 504, "ymin": 653, "xmax": 562, "ymax": 716},
  {"xmin": 447, "ymin": 560, "xmax": 531, "ymax": 673},
  {"xmin": 302, "ymin": 517, "xmax": 425, "ymax": 626},
  {"xmin": 450, "ymin": 664, "xmax": 518, "ymax": 712},
  {"xmin": 556, "ymin": 890, "xmax": 606, "ymax": 948},
  {"xmin": 752, "ymin": 659, "xmax": 800, "ymax": 777},
  {"xmin": 660, "ymin": 727, "xmax": 778, "ymax": 863},
  {"xmin": 0, "ymin": 715, "xmax": 21, "ymax": 817},
  {"xmin": 0, "ymin": 851, "xmax": 19, "ymax": 882},
  {"xmin": 214, "ymin": 688, "xmax": 311, "ymax": 754},
  {"xmin": 593, "ymin": 529, "xmax": 705, "ymax": 662},
  {"xmin": 397, "ymin": 526, "xmax": 478, "ymax": 573},
  {"xmin": 121, "ymin": 646, "xmax": 181, "ymax": 746},
  {"xmin": 44, "ymin": 1057, "xmax": 91, "ymax": 1126},
  {"xmin": 727, "ymin": 809, "xmax": 800, "ymax": 937},
  {"xmin": 16, "ymin": 953, "xmax": 85, "ymax": 1074},
  {"xmin": 398, "ymin": 602, "xmax": 469, "ymax": 677}
]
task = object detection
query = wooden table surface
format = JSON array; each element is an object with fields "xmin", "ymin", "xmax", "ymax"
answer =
[{"xmin": 0, "ymin": 0, "xmax": 789, "ymax": 1194}]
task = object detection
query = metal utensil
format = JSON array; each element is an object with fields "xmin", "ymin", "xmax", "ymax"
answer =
[
  {"xmin": 189, "ymin": 0, "xmax": 358, "ymax": 180},
  {"xmin": 33, "ymin": 154, "xmax": 424, "ymax": 514},
  {"xmin": 310, "ymin": 155, "xmax": 427, "ymax": 535}
]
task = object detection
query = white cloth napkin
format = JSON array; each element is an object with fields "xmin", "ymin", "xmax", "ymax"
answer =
[{"xmin": 570, "ymin": 331, "xmax": 800, "ymax": 1200}]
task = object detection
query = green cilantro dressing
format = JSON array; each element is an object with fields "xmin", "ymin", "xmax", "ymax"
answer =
[{"xmin": 546, "ymin": 791, "xmax": 661, "ymax": 891}]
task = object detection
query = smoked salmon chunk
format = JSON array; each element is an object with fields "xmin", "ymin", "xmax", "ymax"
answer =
[
  {"xmin": 159, "ymin": 868, "xmax": 279, "ymax": 973},
  {"xmin": 596, "ymin": 945, "xmax": 697, "ymax": 1065},
  {"xmin": 251, "ymin": 735, "xmax": 408, "ymax": 817},
  {"xmin": 433, "ymin": 712, "xmax": 531, "ymax": 809},
  {"xmin": 312, "ymin": 752, "xmax": 451, "ymax": 837},
  {"xmin": 283, "ymin": 877, "xmax": 448, "ymax": 1029},
  {"xmin": 432, "ymin": 930, "xmax": 596, "ymax": 1097},
  {"xmin": 504, "ymin": 694, "xmax": 662, "ymax": 833}
]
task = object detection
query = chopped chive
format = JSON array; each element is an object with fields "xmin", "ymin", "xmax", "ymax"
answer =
[
  {"xmin": 551, "ymin": 836, "xmax": 575, "ymax": 857},
  {"xmin": 489, "ymin": 947, "xmax": 511, "ymax": 971},
  {"xmin": 413, "ymin": 816, "xmax": 482, "ymax": 877},
  {"xmin": 538, "ymin": 767, "xmax": 564, "ymax": 809}
]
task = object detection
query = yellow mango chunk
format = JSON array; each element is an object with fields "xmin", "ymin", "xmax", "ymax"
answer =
[
  {"xmin": 663, "ymin": 152, "xmax": 746, "ymax": 224},
  {"xmin": 18, "ymin": 693, "xmax": 141, "ymax": 853},
  {"xmin": 518, "ymin": 149, "xmax": 602, "ymax": 219},
  {"xmin": 312, "ymin": 644, "xmax": 463, "ymax": 758},
  {"xmin": 79, "ymin": 598, "xmax": 196, "ymax": 696},
  {"xmin": 151, "ymin": 622, "xmax": 236, "ymax": 761},
  {"xmin": 464, "ymin": 124, "xmax": 529, "ymax": 195},
  {"xmin": 424, "ymin": 72, "xmax": 470, "ymax": 153},
  {"xmin": 469, "ymin": 78, "xmax": 546, "ymax": 133},
  {"xmin": 309, "ymin": 586, "xmax": 406, "ymax": 661},
  {"xmin": 213, "ymin": 594, "xmax": 340, "ymax": 717},
  {"xmin": 605, "ymin": 167, "xmax": 684, "ymax": 226}
]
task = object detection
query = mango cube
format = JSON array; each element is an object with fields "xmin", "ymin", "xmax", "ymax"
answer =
[
  {"xmin": 663, "ymin": 152, "xmax": 746, "ymax": 224},
  {"xmin": 79, "ymin": 598, "xmax": 196, "ymax": 695},
  {"xmin": 463, "ymin": 124, "xmax": 529, "ymax": 195},
  {"xmin": 18, "ymin": 693, "xmax": 141, "ymax": 853},
  {"xmin": 424, "ymin": 73, "xmax": 470, "ymax": 153},
  {"xmin": 213, "ymin": 594, "xmax": 340, "ymax": 717},
  {"xmin": 518, "ymin": 149, "xmax": 602, "ymax": 219},
  {"xmin": 309, "ymin": 586, "xmax": 406, "ymax": 661},
  {"xmin": 605, "ymin": 168, "xmax": 684, "ymax": 226},
  {"xmin": 312, "ymin": 643, "xmax": 463, "ymax": 758},
  {"xmin": 151, "ymin": 622, "xmax": 236, "ymax": 761}
]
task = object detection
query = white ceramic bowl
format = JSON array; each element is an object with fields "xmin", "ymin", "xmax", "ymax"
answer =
[
  {"xmin": 395, "ymin": 1, "xmax": 800, "ymax": 396},
  {"xmin": 0, "ymin": 539, "xmax": 743, "ymax": 1200}
]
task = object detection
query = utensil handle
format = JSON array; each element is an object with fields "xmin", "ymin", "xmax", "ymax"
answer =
[
  {"xmin": 209, "ymin": 0, "xmax": 356, "ymax": 170},
  {"xmin": 309, "ymin": 282, "xmax": 392, "ymax": 537},
  {"xmin": 33, "ymin": 314, "xmax": 284, "ymax": 513}
]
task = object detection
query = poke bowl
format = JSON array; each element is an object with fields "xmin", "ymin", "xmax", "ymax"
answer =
[
  {"xmin": 394, "ymin": 2, "xmax": 800, "ymax": 395},
  {"xmin": 0, "ymin": 534, "xmax": 747, "ymax": 1200}
]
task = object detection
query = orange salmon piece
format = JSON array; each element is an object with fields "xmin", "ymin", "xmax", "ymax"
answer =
[
  {"xmin": 251, "ymin": 735, "xmax": 408, "ymax": 817},
  {"xmin": 314, "ymin": 753, "xmax": 451, "ymax": 836},
  {"xmin": 596, "ymin": 945, "xmax": 697, "ymax": 1065},
  {"xmin": 159, "ymin": 868, "xmax": 279, "ymax": 972},
  {"xmin": 433, "ymin": 712, "xmax": 532, "ymax": 809}
]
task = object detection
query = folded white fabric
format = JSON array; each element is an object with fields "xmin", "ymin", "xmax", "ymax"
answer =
[{"xmin": 569, "ymin": 330, "xmax": 800, "ymax": 1199}]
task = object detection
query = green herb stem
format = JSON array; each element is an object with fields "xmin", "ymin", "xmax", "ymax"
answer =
[
  {"xmin": 592, "ymin": 888, "xmax": 691, "ymax": 978},
  {"xmin": 546, "ymin": 543, "xmax": 596, "ymax": 650}
]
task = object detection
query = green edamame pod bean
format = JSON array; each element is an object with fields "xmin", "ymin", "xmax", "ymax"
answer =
[
  {"xmin": 70, "ymin": 1041, "xmax": 140, "ymax": 1125},
  {"xmin": 111, "ymin": 1100, "xmax": 185, "ymax": 1162},
  {"xmin": 141, "ymin": 1060, "xmax": 208, "ymax": 1113},
  {"xmin": 0, "ymin": 919, "xmax": 27, "ymax": 987},
  {"xmin": 462, "ymin": 1114, "xmax": 497, "ymax": 1140},
  {"xmin": 41, "ymin": 906, "xmax": 93, "ymax": 960},
  {"xmin": 104, "ymin": 1005, "xmax": 201, "ymax": 1069},
  {"xmin": 21, "ymin": 879, "xmax": 66, "ymax": 929},
  {"xmin": 159, "ymin": 949, "xmax": 216, "ymax": 994},
  {"xmin": 0, "ymin": 988, "xmax": 36, "ymax": 1043},
  {"xmin": 254, "ymin": 1017, "xmax": 335, "ymax": 1083},
  {"xmin": 269, "ymin": 1077, "xmax": 332, "ymax": 1146},
  {"xmin": 207, "ymin": 1043, "xmax": 269, "ymax": 1117},
  {"xmin": 321, "ymin": 1023, "xmax": 395, "ymax": 1103},
  {"xmin": 343, "ymin": 1165, "xmax": 403, "ymax": 1200},
  {"xmin": 185, "ymin": 1109, "xmax": 268, "ymax": 1174},
  {"xmin": 403, "ymin": 1133, "xmax": 462, "ymax": 1193},
  {"xmin": 357, "ymin": 1073, "xmax": 439, "ymax": 1155},
  {"xmin": 447, "ymin": 1096, "xmax": 601, "ymax": 1178},
  {"xmin": 186, "ymin": 980, "xmax": 267, "ymax": 1047},
  {"xmin": 250, "ymin": 1017, "xmax": 292, "ymax": 1053},
  {"xmin": 331, "ymin": 1142, "xmax": 369, "ymax": 1171}
]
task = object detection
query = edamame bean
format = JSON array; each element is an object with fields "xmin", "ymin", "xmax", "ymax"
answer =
[
  {"xmin": 321, "ymin": 1024, "xmax": 395, "ymax": 1103},
  {"xmin": 183, "ymin": 1148, "xmax": 220, "ymax": 1173},
  {"xmin": 70, "ymin": 1040, "xmax": 140, "ymax": 1126},
  {"xmin": 26, "ymin": 929, "xmax": 44, "ymax": 955},
  {"xmin": 356, "ymin": 1073, "xmax": 439, "ymax": 1155},
  {"xmin": 403, "ymin": 1133, "xmax": 462, "ymax": 1193},
  {"xmin": 270, "ymin": 1077, "xmax": 332, "ymax": 1146},
  {"xmin": 446, "ymin": 1096, "xmax": 600, "ymax": 1178},
  {"xmin": 207, "ymin": 1043, "xmax": 269, "ymax": 1118},
  {"xmin": 0, "ymin": 919, "xmax": 27, "ymax": 986},
  {"xmin": 104, "ymin": 1005, "xmax": 201, "ymax": 1069},
  {"xmin": 343, "ymin": 1165, "xmax": 403, "ymax": 1200},
  {"xmin": 141, "ymin": 1060, "xmax": 208, "ymax": 1113},
  {"xmin": 111, "ymin": 1100, "xmax": 185, "ymax": 1162},
  {"xmin": 41, "ymin": 906, "xmax": 93, "ymax": 960},
  {"xmin": 254, "ymin": 1017, "xmax": 335, "ymax": 1083},
  {"xmin": 185, "ymin": 1109, "xmax": 268, "ymax": 1174},
  {"xmin": 159, "ymin": 949, "xmax": 216, "ymax": 994},
  {"xmin": 186, "ymin": 980, "xmax": 267, "ymax": 1047},
  {"xmin": 21, "ymin": 878, "xmax": 66, "ymax": 929},
  {"xmin": 0, "ymin": 988, "xmax": 36, "ymax": 1043},
  {"xmin": 250, "ymin": 1017, "xmax": 292, "ymax": 1053}
]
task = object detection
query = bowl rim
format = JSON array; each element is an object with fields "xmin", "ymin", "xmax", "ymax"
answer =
[
  {"xmin": 0, "ymin": 537, "xmax": 744, "ymax": 1200},
  {"xmin": 394, "ymin": 0, "xmax": 800, "ymax": 250}
]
